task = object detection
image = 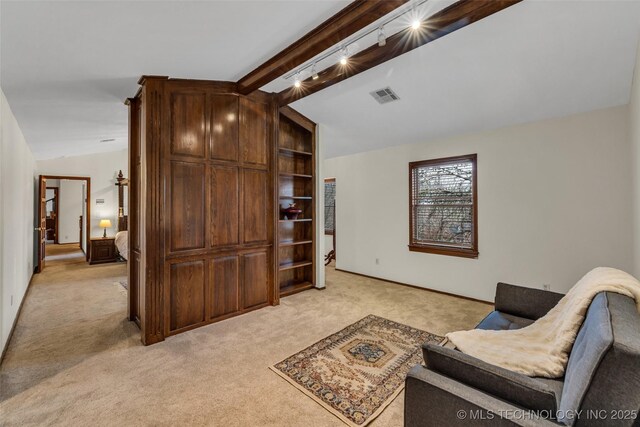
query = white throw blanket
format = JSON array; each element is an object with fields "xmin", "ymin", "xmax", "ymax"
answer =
[{"xmin": 446, "ymin": 267, "xmax": 640, "ymax": 378}]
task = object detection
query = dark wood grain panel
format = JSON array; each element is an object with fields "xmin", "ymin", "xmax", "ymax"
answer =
[
  {"xmin": 242, "ymin": 250, "xmax": 268, "ymax": 309},
  {"xmin": 210, "ymin": 256, "xmax": 239, "ymax": 318},
  {"xmin": 242, "ymin": 169, "xmax": 268, "ymax": 243},
  {"xmin": 170, "ymin": 260, "xmax": 205, "ymax": 331},
  {"xmin": 170, "ymin": 161, "xmax": 206, "ymax": 251},
  {"xmin": 239, "ymin": 97, "xmax": 268, "ymax": 166},
  {"xmin": 211, "ymin": 165, "xmax": 239, "ymax": 247},
  {"xmin": 171, "ymin": 92, "xmax": 206, "ymax": 158},
  {"xmin": 210, "ymin": 95, "xmax": 239, "ymax": 161}
]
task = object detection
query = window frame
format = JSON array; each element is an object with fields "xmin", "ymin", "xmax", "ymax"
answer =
[{"xmin": 408, "ymin": 154, "xmax": 478, "ymax": 259}]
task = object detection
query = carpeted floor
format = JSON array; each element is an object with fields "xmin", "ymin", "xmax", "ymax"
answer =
[
  {"xmin": 43, "ymin": 243, "xmax": 86, "ymax": 267},
  {"xmin": 0, "ymin": 257, "xmax": 492, "ymax": 426}
]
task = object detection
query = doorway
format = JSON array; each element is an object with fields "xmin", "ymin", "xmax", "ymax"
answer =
[
  {"xmin": 324, "ymin": 178, "xmax": 336, "ymax": 266},
  {"xmin": 37, "ymin": 175, "xmax": 91, "ymax": 273}
]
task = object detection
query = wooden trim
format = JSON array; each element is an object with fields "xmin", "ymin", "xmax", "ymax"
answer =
[
  {"xmin": 278, "ymin": 106, "xmax": 316, "ymax": 133},
  {"xmin": 335, "ymin": 268, "xmax": 493, "ymax": 305},
  {"xmin": 46, "ymin": 186, "xmax": 59, "ymax": 244},
  {"xmin": 408, "ymin": 153, "xmax": 478, "ymax": 259},
  {"xmin": 39, "ymin": 175, "xmax": 91, "ymax": 263},
  {"xmin": 237, "ymin": 0, "xmax": 410, "ymax": 95},
  {"xmin": 1, "ymin": 274, "xmax": 35, "ymax": 364},
  {"xmin": 277, "ymin": 0, "xmax": 522, "ymax": 106}
]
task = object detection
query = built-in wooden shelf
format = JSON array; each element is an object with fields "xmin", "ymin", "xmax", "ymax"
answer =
[
  {"xmin": 279, "ymin": 148, "xmax": 312, "ymax": 156},
  {"xmin": 279, "ymin": 240, "xmax": 313, "ymax": 247},
  {"xmin": 279, "ymin": 172, "xmax": 312, "ymax": 179},
  {"xmin": 279, "ymin": 196, "xmax": 312, "ymax": 200},
  {"xmin": 280, "ymin": 281, "xmax": 314, "ymax": 297},
  {"xmin": 279, "ymin": 260, "xmax": 313, "ymax": 271},
  {"xmin": 277, "ymin": 108, "xmax": 316, "ymax": 300}
]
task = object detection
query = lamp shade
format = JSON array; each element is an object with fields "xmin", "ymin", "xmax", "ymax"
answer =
[{"xmin": 99, "ymin": 219, "xmax": 112, "ymax": 228}]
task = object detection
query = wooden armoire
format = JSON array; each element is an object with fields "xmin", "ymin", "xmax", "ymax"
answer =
[{"xmin": 126, "ymin": 76, "xmax": 317, "ymax": 345}]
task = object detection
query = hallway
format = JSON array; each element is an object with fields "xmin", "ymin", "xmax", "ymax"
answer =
[
  {"xmin": 0, "ymin": 258, "xmax": 136, "ymax": 403},
  {"xmin": 43, "ymin": 243, "xmax": 86, "ymax": 268}
]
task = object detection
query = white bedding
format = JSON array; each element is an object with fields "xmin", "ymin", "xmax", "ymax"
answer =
[{"xmin": 115, "ymin": 231, "xmax": 128, "ymax": 260}]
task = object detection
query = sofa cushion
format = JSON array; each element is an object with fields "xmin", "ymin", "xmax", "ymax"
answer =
[
  {"xmin": 476, "ymin": 311, "xmax": 534, "ymax": 331},
  {"xmin": 495, "ymin": 282, "xmax": 564, "ymax": 320},
  {"xmin": 558, "ymin": 292, "xmax": 612, "ymax": 426},
  {"xmin": 423, "ymin": 343, "xmax": 561, "ymax": 412}
]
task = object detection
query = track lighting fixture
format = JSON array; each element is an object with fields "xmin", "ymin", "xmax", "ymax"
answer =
[
  {"xmin": 283, "ymin": 0, "xmax": 432, "ymax": 88},
  {"xmin": 377, "ymin": 26, "xmax": 386, "ymax": 47},
  {"xmin": 339, "ymin": 47, "xmax": 349, "ymax": 65},
  {"xmin": 410, "ymin": 1, "xmax": 421, "ymax": 30}
]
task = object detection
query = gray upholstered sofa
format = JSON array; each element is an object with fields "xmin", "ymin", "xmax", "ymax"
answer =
[{"xmin": 405, "ymin": 282, "xmax": 640, "ymax": 426}]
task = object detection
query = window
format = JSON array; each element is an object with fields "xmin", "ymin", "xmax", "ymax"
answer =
[
  {"xmin": 409, "ymin": 154, "xmax": 478, "ymax": 258},
  {"xmin": 324, "ymin": 178, "xmax": 336, "ymax": 235}
]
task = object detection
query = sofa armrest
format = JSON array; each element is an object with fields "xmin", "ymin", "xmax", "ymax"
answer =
[
  {"xmin": 495, "ymin": 282, "xmax": 564, "ymax": 320},
  {"xmin": 422, "ymin": 343, "xmax": 559, "ymax": 412},
  {"xmin": 405, "ymin": 365, "xmax": 558, "ymax": 427}
]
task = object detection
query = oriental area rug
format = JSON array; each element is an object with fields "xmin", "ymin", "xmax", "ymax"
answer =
[{"xmin": 270, "ymin": 315, "xmax": 443, "ymax": 427}]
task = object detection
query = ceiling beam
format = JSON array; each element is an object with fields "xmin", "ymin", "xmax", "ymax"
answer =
[
  {"xmin": 277, "ymin": 0, "xmax": 522, "ymax": 106},
  {"xmin": 236, "ymin": 0, "xmax": 410, "ymax": 95}
]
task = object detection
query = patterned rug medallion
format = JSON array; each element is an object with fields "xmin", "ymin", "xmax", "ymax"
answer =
[{"xmin": 270, "ymin": 315, "xmax": 443, "ymax": 426}]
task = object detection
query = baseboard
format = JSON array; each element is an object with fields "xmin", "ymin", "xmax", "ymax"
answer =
[
  {"xmin": 1, "ymin": 274, "xmax": 35, "ymax": 365},
  {"xmin": 334, "ymin": 268, "xmax": 494, "ymax": 305}
]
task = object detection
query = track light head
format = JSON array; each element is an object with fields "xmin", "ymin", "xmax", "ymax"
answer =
[
  {"xmin": 293, "ymin": 73, "xmax": 301, "ymax": 88},
  {"xmin": 377, "ymin": 27, "xmax": 387, "ymax": 47},
  {"xmin": 311, "ymin": 64, "xmax": 319, "ymax": 80},
  {"xmin": 411, "ymin": 19, "xmax": 421, "ymax": 30},
  {"xmin": 339, "ymin": 47, "xmax": 349, "ymax": 65}
]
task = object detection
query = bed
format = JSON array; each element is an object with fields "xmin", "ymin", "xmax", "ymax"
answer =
[{"xmin": 115, "ymin": 170, "xmax": 129, "ymax": 260}]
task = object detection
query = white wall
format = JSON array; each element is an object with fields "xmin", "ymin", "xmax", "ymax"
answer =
[
  {"xmin": 630, "ymin": 39, "xmax": 640, "ymax": 280},
  {"xmin": 0, "ymin": 88, "xmax": 37, "ymax": 352},
  {"xmin": 324, "ymin": 106, "xmax": 634, "ymax": 301},
  {"xmin": 58, "ymin": 180, "xmax": 84, "ymax": 244},
  {"xmin": 37, "ymin": 149, "xmax": 128, "ymax": 239}
]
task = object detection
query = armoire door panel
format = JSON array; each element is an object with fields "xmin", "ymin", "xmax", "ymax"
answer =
[
  {"xmin": 170, "ymin": 260, "xmax": 205, "ymax": 331},
  {"xmin": 170, "ymin": 161, "xmax": 206, "ymax": 251},
  {"xmin": 209, "ymin": 256, "xmax": 239, "ymax": 318},
  {"xmin": 211, "ymin": 165, "xmax": 239, "ymax": 247},
  {"xmin": 239, "ymin": 97, "xmax": 268, "ymax": 166},
  {"xmin": 242, "ymin": 250, "xmax": 268, "ymax": 309},
  {"xmin": 210, "ymin": 95, "xmax": 239, "ymax": 162},
  {"xmin": 170, "ymin": 92, "xmax": 206, "ymax": 158},
  {"xmin": 242, "ymin": 169, "xmax": 268, "ymax": 244}
]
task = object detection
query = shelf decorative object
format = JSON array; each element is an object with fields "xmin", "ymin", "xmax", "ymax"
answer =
[{"xmin": 282, "ymin": 203, "xmax": 303, "ymax": 220}]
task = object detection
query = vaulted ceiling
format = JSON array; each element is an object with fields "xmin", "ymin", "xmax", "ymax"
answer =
[
  {"xmin": 2, "ymin": 0, "xmax": 640, "ymax": 160},
  {"xmin": 0, "ymin": 0, "xmax": 350, "ymax": 159}
]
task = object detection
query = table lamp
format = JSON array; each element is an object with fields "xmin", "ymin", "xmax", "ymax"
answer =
[{"xmin": 99, "ymin": 219, "xmax": 112, "ymax": 238}]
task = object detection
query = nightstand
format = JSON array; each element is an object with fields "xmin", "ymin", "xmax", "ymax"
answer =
[{"xmin": 90, "ymin": 237, "xmax": 117, "ymax": 264}]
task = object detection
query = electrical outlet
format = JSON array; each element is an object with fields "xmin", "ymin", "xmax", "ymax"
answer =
[
  {"xmin": 375, "ymin": 258, "xmax": 380, "ymax": 265},
  {"xmin": 543, "ymin": 284, "xmax": 551, "ymax": 291}
]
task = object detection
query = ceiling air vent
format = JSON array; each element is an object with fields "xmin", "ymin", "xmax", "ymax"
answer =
[{"xmin": 370, "ymin": 87, "xmax": 400, "ymax": 105}]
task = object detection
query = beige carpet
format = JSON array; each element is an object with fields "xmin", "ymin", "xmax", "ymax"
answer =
[
  {"xmin": 0, "ymin": 258, "xmax": 492, "ymax": 426},
  {"xmin": 43, "ymin": 243, "xmax": 86, "ymax": 267}
]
